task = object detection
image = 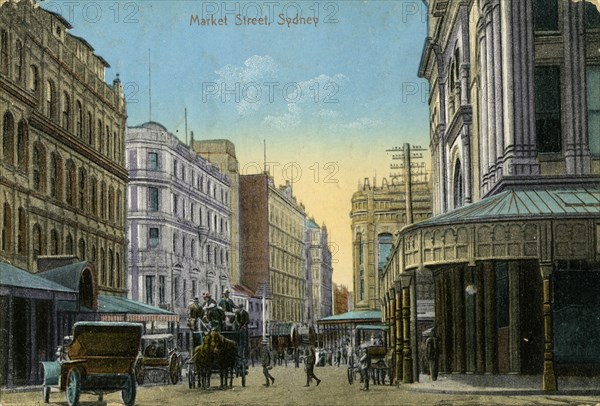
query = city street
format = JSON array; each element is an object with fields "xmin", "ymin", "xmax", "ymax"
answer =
[{"xmin": 2, "ymin": 365, "xmax": 599, "ymax": 406}]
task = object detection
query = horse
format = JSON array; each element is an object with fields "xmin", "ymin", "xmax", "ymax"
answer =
[{"xmin": 192, "ymin": 330, "xmax": 237, "ymax": 390}]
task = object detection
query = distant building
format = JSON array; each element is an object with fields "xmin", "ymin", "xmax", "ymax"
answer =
[
  {"xmin": 239, "ymin": 174, "xmax": 306, "ymax": 339},
  {"xmin": 333, "ymin": 283, "xmax": 349, "ymax": 315},
  {"xmin": 305, "ymin": 218, "xmax": 333, "ymax": 323},
  {"xmin": 350, "ymin": 176, "xmax": 433, "ymax": 310},
  {"xmin": 126, "ymin": 122, "xmax": 230, "ymax": 348}
]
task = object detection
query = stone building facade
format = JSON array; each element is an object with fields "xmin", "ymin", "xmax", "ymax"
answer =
[
  {"xmin": 305, "ymin": 218, "xmax": 333, "ymax": 323},
  {"xmin": 380, "ymin": 0, "xmax": 600, "ymax": 390},
  {"xmin": 126, "ymin": 122, "xmax": 230, "ymax": 345},
  {"xmin": 239, "ymin": 174, "xmax": 306, "ymax": 332},
  {"xmin": 333, "ymin": 283, "xmax": 349, "ymax": 315},
  {"xmin": 0, "ymin": 0, "xmax": 127, "ymax": 293},
  {"xmin": 350, "ymin": 177, "xmax": 433, "ymax": 310}
]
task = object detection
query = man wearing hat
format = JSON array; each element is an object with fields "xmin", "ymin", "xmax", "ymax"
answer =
[
  {"xmin": 219, "ymin": 288, "xmax": 241, "ymax": 313},
  {"xmin": 187, "ymin": 297, "xmax": 204, "ymax": 332},
  {"xmin": 202, "ymin": 292, "xmax": 217, "ymax": 309}
]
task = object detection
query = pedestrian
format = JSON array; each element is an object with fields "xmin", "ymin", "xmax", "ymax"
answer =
[
  {"xmin": 425, "ymin": 328, "xmax": 439, "ymax": 381},
  {"xmin": 304, "ymin": 345, "xmax": 321, "ymax": 387},
  {"xmin": 262, "ymin": 344, "xmax": 275, "ymax": 387},
  {"xmin": 294, "ymin": 347, "xmax": 300, "ymax": 368},
  {"xmin": 335, "ymin": 347, "xmax": 341, "ymax": 367},
  {"xmin": 359, "ymin": 347, "xmax": 370, "ymax": 391}
]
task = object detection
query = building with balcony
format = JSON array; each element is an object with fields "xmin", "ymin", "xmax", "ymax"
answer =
[
  {"xmin": 126, "ymin": 122, "xmax": 231, "ymax": 347},
  {"xmin": 380, "ymin": 0, "xmax": 600, "ymax": 390},
  {"xmin": 239, "ymin": 174, "xmax": 306, "ymax": 340}
]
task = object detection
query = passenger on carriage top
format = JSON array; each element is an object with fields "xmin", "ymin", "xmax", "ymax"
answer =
[
  {"xmin": 219, "ymin": 288, "xmax": 242, "ymax": 313},
  {"xmin": 202, "ymin": 292, "xmax": 218, "ymax": 309}
]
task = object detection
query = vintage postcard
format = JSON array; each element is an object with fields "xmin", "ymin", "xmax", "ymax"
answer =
[{"xmin": 1, "ymin": 0, "xmax": 599, "ymax": 405}]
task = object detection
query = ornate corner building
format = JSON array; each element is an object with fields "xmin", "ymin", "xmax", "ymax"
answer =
[
  {"xmin": 0, "ymin": 0, "xmax": 127, "ymax": 293},
  {"xmin": 380, "ymin": 0, "xmax": 600, "ymax": 390}
]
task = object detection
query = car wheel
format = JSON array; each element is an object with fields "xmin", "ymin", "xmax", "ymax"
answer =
[
  {"xmin": 121, "ymin": 373, "xmax": 137, "ymax": 406},
  {"xmin": 65, "ymin": 368, "xmax": 81, "ymax": 406}
]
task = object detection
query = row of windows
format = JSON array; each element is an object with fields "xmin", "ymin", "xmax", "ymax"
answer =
[
  {"xmin": 271, "ymin": 272, "xmax": 304, "ymax": 297},
  {"xmin": 144, "ymin": 274, "xmax": 224, "ymax": 308},
  {"xmin": 533, "ymin": 0, "xmax": 600, "ymax": 32},
  {"xmin": 2, "ymin": 111, "xmax": 124, "ymax": 224},
  {"xmin": 147, "ymin": 151, "xmax": 229, "ymax": 205},
  {"xmin": 147, "ymin": 187, "xmax": 229, "ymax": 235},
  {"xmin": 271, "ymin": 297, "xmax": 303, "ymax": 322},
  {"xmin": 146, "ymin": 226, "xmax": 229, "ymax": 266},
  {"xmin": 269, "ymin": 205, "xmax": 303, "ymax": 238},
  {"xmin": 0, "ymin": 204, "xmax": 122, "ymax": 288},
  {"xmin": 0, "ymin": 30, "xmax": 122, "ymax": 162}
]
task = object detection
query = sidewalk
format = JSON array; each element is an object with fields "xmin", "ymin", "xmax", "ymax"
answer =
[{"xmin": 403, "ymin": 373, "xmax": 600, "ymax": 396}]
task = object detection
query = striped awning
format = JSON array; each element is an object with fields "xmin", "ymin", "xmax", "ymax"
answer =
[{"xmin": 97, "ymin": 295, "xmax": 179, "ymax": 322}]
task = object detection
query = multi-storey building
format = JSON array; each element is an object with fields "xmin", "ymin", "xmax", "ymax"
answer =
[
  {"xmin": 333, "ymin": 283, "xmax": 349, "ymax": 315},
  {"xmin": 0, "ymin": 0, "xmax": 127, "ymax": 292},
  {"xmin": 192, "ymin": 139, "xmax": 241, "ymax": 286},
  {"xmin": 381, "ymin": 0, "xmax": 600, "ymax": 390},
  {"xmin": 126, "ymin": 122, "xmax": 230, "ymax": 346},
  {"xmin": 350, "ymin": 176, "xmax": 433, "ymax": 310},
  {"xmin": 239, "ymin": 174, "xmax": 306, "ymax": 335},
  {"xmin": 305, "ymin": 218, "xmax": 333, "ymax": 323}
]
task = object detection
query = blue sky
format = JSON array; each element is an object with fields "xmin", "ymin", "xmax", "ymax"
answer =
[{"xmin": 40, "ymin": 0, "xmax": 431, "ymax": 287}]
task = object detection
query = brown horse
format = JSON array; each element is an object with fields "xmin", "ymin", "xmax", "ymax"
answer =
[{"xmin": 192, "ymin": 330, "xmax": 237, "ymax": 390}]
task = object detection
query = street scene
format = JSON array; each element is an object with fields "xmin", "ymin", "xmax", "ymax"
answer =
[{"xmin": 1, "ymin": 0, "xmax": 600, "ymax": 405}]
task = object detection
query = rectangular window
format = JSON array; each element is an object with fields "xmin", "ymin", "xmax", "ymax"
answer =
[
  {"xmin": 533, "ymin": 0, "xmax": 558, "ymax": 31},
  {"xmin": 585, "ymin": 2, "xmax": 600, "ymax": 29},
  {"xmin": 173, "ymin": 194, "xmax": 179, "ymax": 215},
  {"xmin": 173, "ymin": 159, "xmax": 178, "ymax": 178},
  {"xmin": 587, "ymin": 66, "xmax": 600, "ymax": 157},
  {"xmin": 159, "ymin": 275, "xmax": 166, "ymax": 305},
  {"xmin": 145, "ymin": 275, "xmax": 154, "ymax": 305},
  {"xmin": 534, "ymin": 66, "xmax": 562, "ymax": 153},
  {"xmin": 149, "ymin": 227, "xmax": 160, "ymax": 248},
  {"xmin": 192, "ymin": 280, "xmax": 197, "ymax": 299},
  {"xmin": 183, "ymin": 279, "xmax": 187, "ymax": 308},
  {"xmin": 174, "ymin": 276, "xmax": 180, "ymax": 307},
  {"xmin": 148, "ymin": 152, "xmax": 159, "ymax": 170},
  {"xmin": 148, "ymin": 187, "xmax": 159, "ymax": 211}
]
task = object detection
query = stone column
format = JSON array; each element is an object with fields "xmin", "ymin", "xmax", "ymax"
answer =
[
  {"xmin": 483, "ymin": 262, "xmax": 497, "ymax": 373},
  {"xmin": 395, "ymin": 285, "xmax": 403, "ymax": 383},
  {"xmin": 454, "ymin": 268, "xmax": 466, "ymax": 373},
  {"xmin": 508, "ymin": 262, "xmax": 521, "ymax": 373},
  {"xmin": 540, "ymin": 262, "xmax": 557, "ymax": 391},
  {"xmin": 475, "ymin": 266, "xmax": 485, "ymax": 373},
  {"xmin": 401, "ymin": 273, "xmax": 414, "ymax": 384},
  {"xmin": 389, "ymin": 289, "xmax": 396, "ymax": 384}
]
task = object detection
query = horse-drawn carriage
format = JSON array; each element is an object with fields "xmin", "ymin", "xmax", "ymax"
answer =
[
  {"xmin": 134, "ymin": 333, "xmax": 181, "ymax": 385},
  {"xmin": 347, "ymin": 324, "xmax": 393, "ymax": 386},
  {"xmin": 41, "ymin": 321, "xmax": 142, "ymax": 406},
  {"xmin": 186, "ymin": 306, "xmax": 249, "ymax": 390}
]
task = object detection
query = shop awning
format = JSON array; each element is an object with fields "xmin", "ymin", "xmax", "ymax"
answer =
[
  {"xmin": 98, "ymin": 295, "xmax": 179, "ymax": 322},
  {"xmin": 318, "ymin": 310, "xmax": 381, "ymax": 324},
  {"xmin": 270, "ymin": 322, "xmax": 294, "ymax": 336},
  {"xmin": 0, "ymin": 261, "xmax": 77, "ymax": 301}
]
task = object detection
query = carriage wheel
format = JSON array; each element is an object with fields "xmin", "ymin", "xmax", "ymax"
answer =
[
  {"xmin": 65, "ymin": 368, "xmax": 81, "ymax": 406},
  {"xmin": 42, "ymin": 385, "xmax": 51, "ymax": 403},
  {"xmin": 187, "ymin": 363, "xmax": 196, "ymax": 389},
  {"xmin": 121, "ymin": 373, "xmax": 137, "ymax": 406},
  {"xmin": 347, "ymin": 367, "xmax": 354, "ymax": 384},
  {"xmin": 134, "ymin": 357, "xmax": 145, "ymax": 386},
  {"xmin": 169, "ymin": 355, "xmax": 180, "ymax": 384}
]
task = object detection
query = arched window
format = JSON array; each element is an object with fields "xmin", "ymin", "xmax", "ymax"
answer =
[
  {"xmin": 106, "ymin": 125, "xmax": 110, "ymax": 158},
  {"xmin": 109, "ymin": 248, "xmax": 114, "ymax": 287},
  {"xmin": 78, "ymin": 167, "xmax": 86, "ymax": 210},
  {"xmin": 75, "ymin": 101, "xmax": 83, "ymax": 138},
  {"xmin": 116, "ymin": 190, "xmax": 122, "ymax": 225},
  {"xmin": 14, "ymin": 40, "xmax": 23, "ymax": 82},
  {"xmin": 97, "ymin": 120, "xmax": 103, "ymax": 153},
  {"xmin": 91, "ymin": 244, "xmax": 97, "ymax": 263},
  {"xmin": 78, "ymin": 238, "xmax": 86, "ymax": 260},
  {"xmin": 108, "ymin": 186, "xmax": 114, "ymax": 222},
  {"xmin": 116, "ymin": 252, "xmax": 121, "ymax": 288},
  {"xmin": 3, "ymin": 111, "xmax": 14, "ymax": 166},
  {"xmin": 32, "ymin": 143, "xmax": 46, "ymax": 192},
  {"xmin": 32, "ymin": 223, "xmax": 43, "ymax": 258},
  {"xmin": 454, "ymin": 159, "xmax": 464, "ymax": 208},
  {"xmin": 65, "ymin": 233, "xmax": 73, "ymax": 255},
  {"xmin": 2, "ymin": 203, "xmax": 12, "ymax": 252},
  {"xmin": 100, "ymin": 181, "xmax": 106, "ymax": 219},
  {"xmin": 62, "ymin": 92, "xmax": 70, "ymax": 130},
  {"xmin": 191, "ymin": 238, "xmax": 196, "ymax": 258},
  {"xmin": 65, "ymin": 161, "xmax": 76, "ymax": 206},
  {"xmin": 29, "ymin": 65, "xmax": 39, "ymax": 93},
  {"xmin": 90, "ymin": 177, "xmax": 98, "ymax": 216},
  {"xmin": 17, "ymin": 120, "xmax": 28, "ymax": 170},
  {"xmin": 113, "ymin": 131, "xmax": 118, "ymax": 161},
  {"xmin": 50, "ymin": 229, "xmax": 59, "ymax": 255},
  {"xmin": 50, "ymin": 153, "xmax": 62, "ymax": 200},
  {"xmin": 17, "ymin": 207, "xmax": 25, "ymax": 254},
  {"xmin": 100, "ymin": 248, "xmax": 105, "ymax": 285},
  {"xmin": 0, "ymin": 30, "xmax": 8, "ymax": 74},
  {"xmin": 87, "ymin": 112, "xmax": 93, "ymax": 145},
  {"xmin": 46, "ymin": 80, "xmax": 57, "ymax": 119}
]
